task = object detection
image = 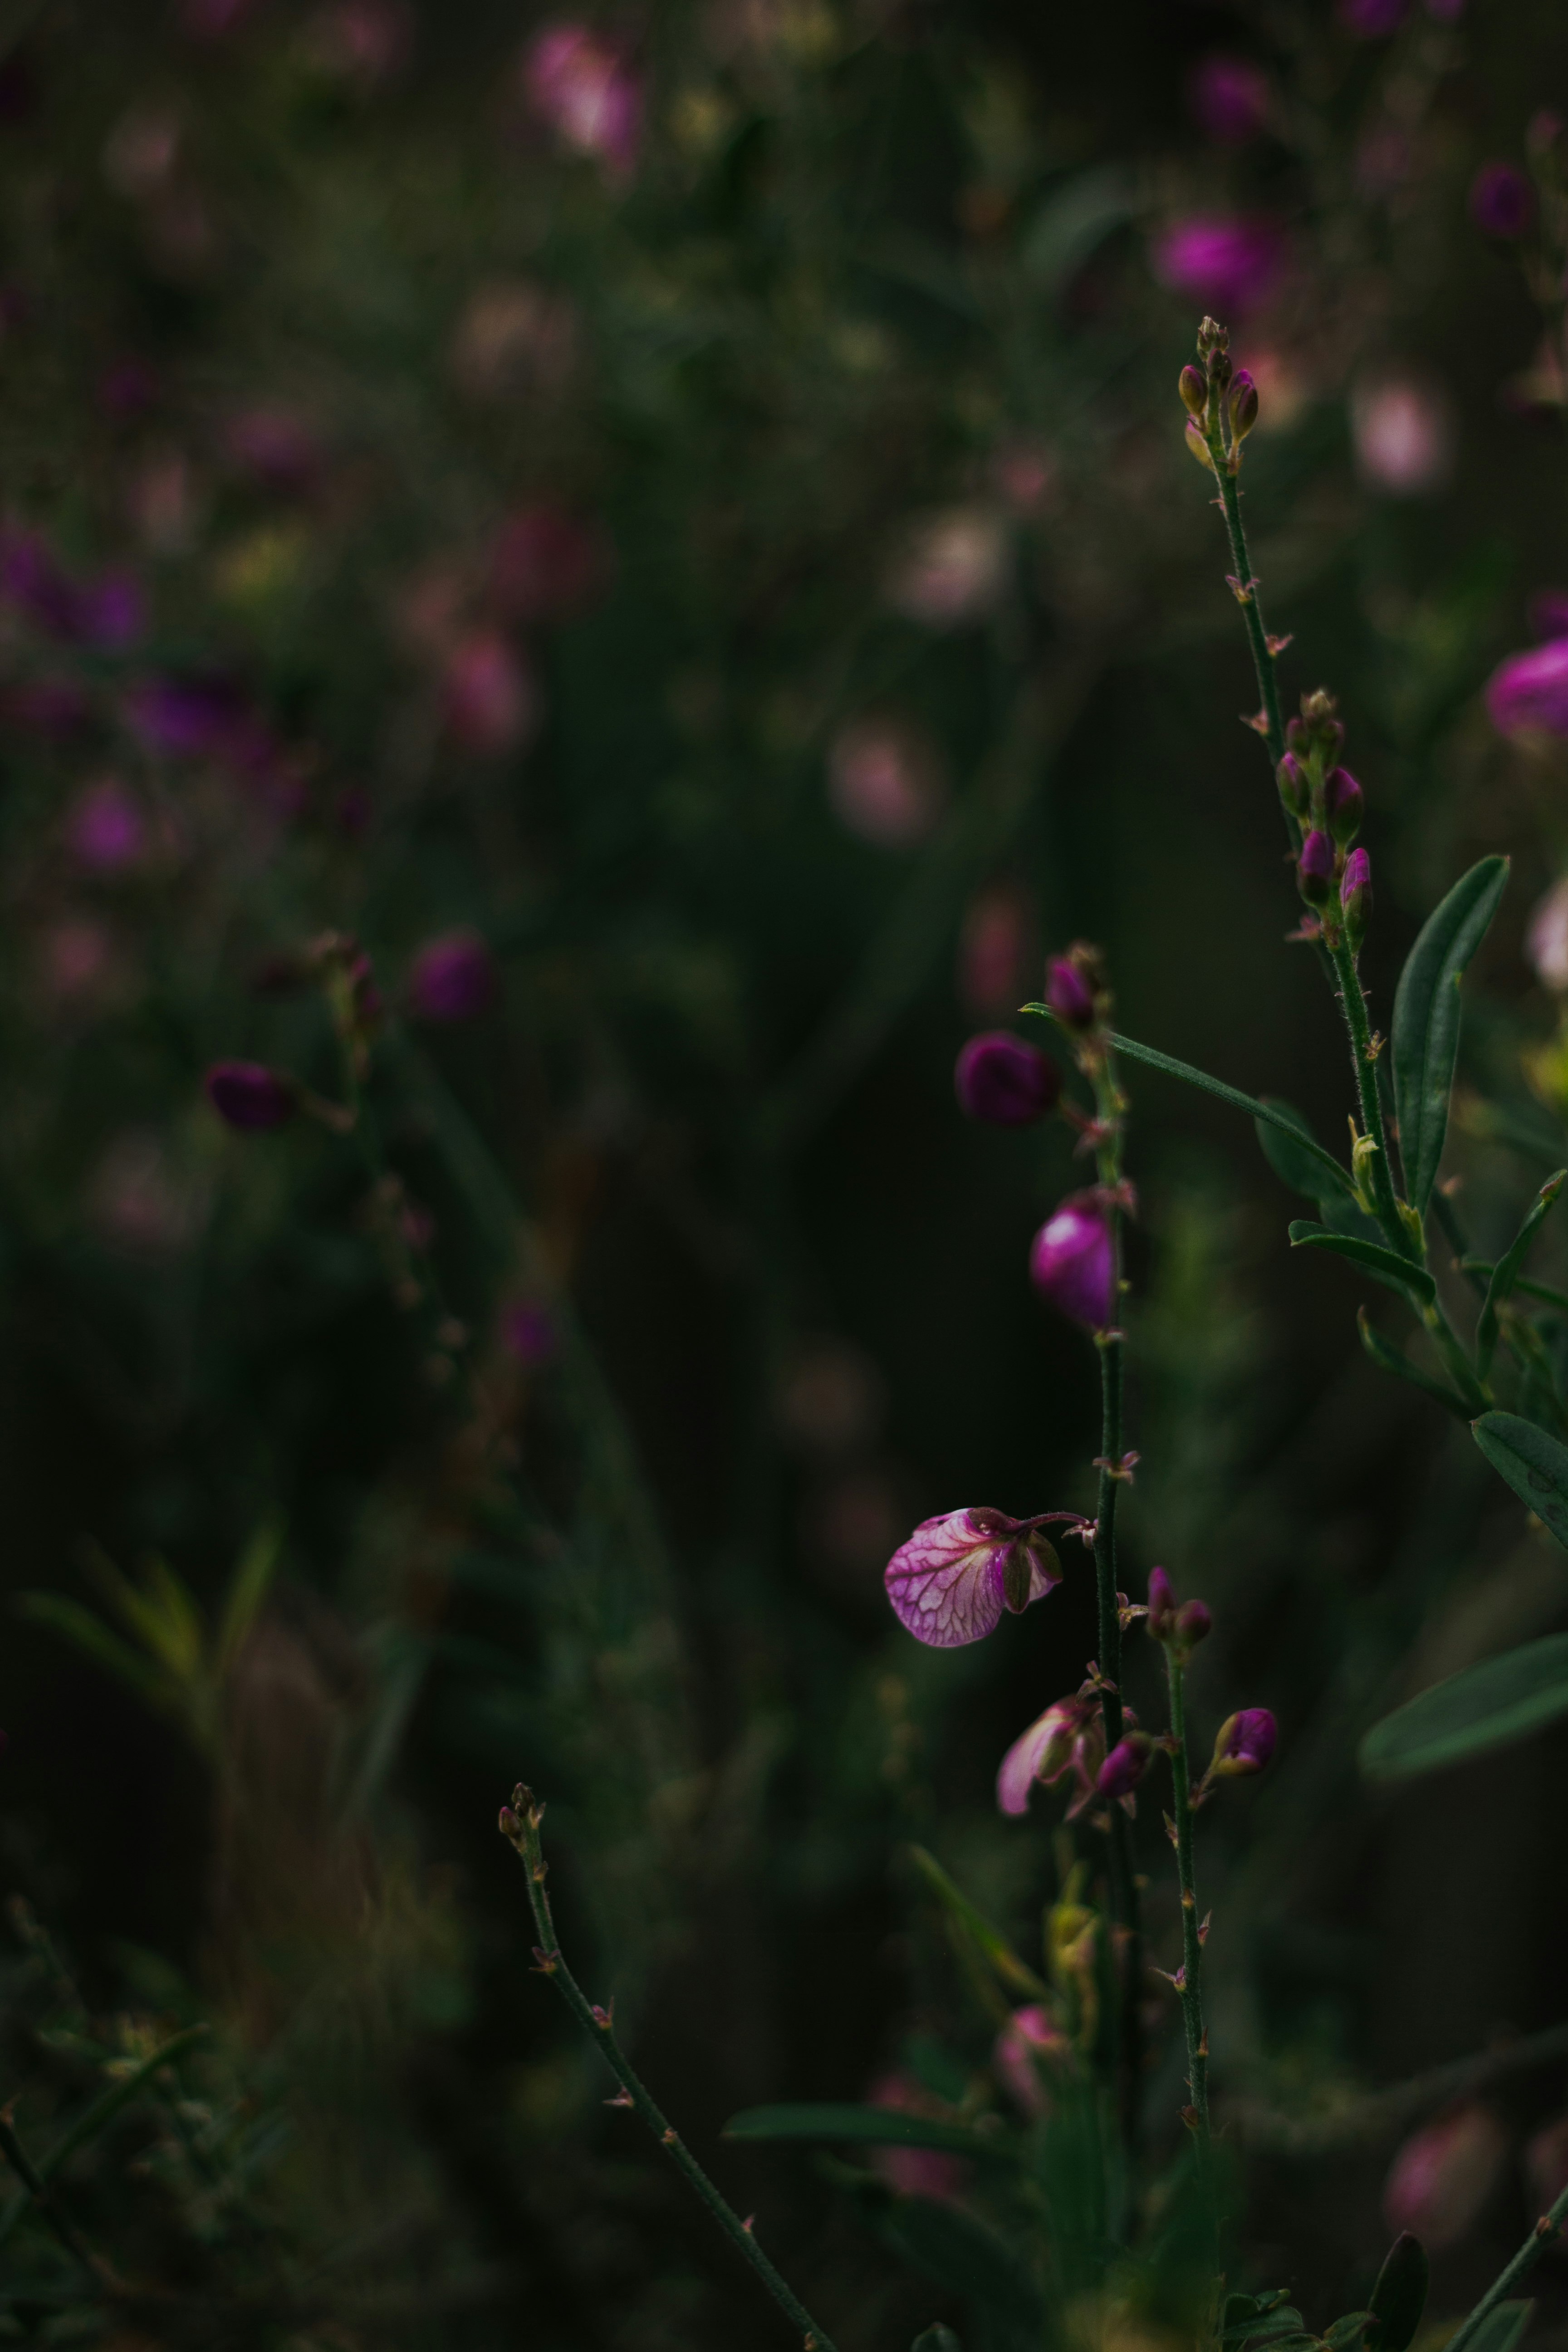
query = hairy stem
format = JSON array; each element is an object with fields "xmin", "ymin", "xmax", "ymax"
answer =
[
  {"xmin": 1326, "ymin": 939, "xmax": 1409, "ymax": 1255},
  {"xmin": 500, "ymin": 1790, "xmax": 839, "ymax": 2352},
  {"xmin": 1163, "ymin": 1649, "xmax": 1209, "ymax": 2149},
  {"xmin": 1442, "ymin": 2178, "xmax": 1568, "ymax": 2352}
]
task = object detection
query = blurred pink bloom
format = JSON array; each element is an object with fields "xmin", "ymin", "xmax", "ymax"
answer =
[
  {"xmin": 866, "ymin": 2071, "xmax": 966, "ymax": 2202},
  {"xmin": 206, "ymin": 1060, "xmax": 296, "ymax": 1132},
  {"xmin": 1526, "ymin": 877, "xmax": 1568, "ymax": 992},
  {"xmin": 991, "ymin": 441, "xmax": 1056, "ymax": 515},
  {"xmin": 1339, "ymin": 0, "xmax": 1406, "ymax": 32},
  {"xmin": 502, "ymin": 1300, "xmax": 559, "ymax": 1367},
  {"xmin": 88, "ymin": 1130, "xmax": 201, "ymax": 1256},
  {"xmin": 1383, "ymin": 2107, "xmax": 1506, "ymax": 2249},
  {"xmin": 1486, "ymin": 639, "xmax": 1568, "ymax": 737},
  {"xmin": 994, "ymin": 2006, "xmax": 1069, "ymax": 2117},
  {"xmin": 827, "ymin": 718, "xmax": 944, "ymax": 848},
  {"xmin": 125, "ymin": 672, "xmax": 250, "ymax": 759},
  {"xmin": 0, "ymin": 527, "xmax": 79, "ymax": 636},
  {"xmin": 441, "ymin": 632, "xmax": 538, "ymax": 756},
  {"xmin": 406, "ymin": 928, "xmax": 498, "ymax": 1022},
  {"xmin": 78, "ymin": 570, "xmax": 146, "ymax": 652},
  {"xmin": 302, "ymin": 0, "xmax": 413, "ymax": 85},
  {"xmin": 224, "ymin": 407, "xmax": 322, "ymax": 493},
  {"xmin": 1152, "ymin": 216, "xmax": 1284, "ymax": 317},
  {"xmin": 39, "ymin": 917, "xmax": 116, "ymax": 1004},
  {"xmin": 67, "ymin": 778, "xmax": 144, "ymax": 872},
  {"xmin": 1350, "ymin": 377, "xmax": 1454, "ymax": 495},
  {"xmin": 488, "ymin": 504, "xmax": 603, "ymax": 622},
  {"xmin": 1525, "ymin": 2114, "xmax": 1568, "ymax": 2216},
  {"xmin": 523, "ymin": 23, "xmax": 642, "ymax": 178},
  {"xmin": 1187, "ymin": 54, "xmax": 1272, "ymax": 145},
  {"xmin": 886, "ymin": 506, "xmax": 1008, "ymax": 629},
  {"xmin": 1471, "ymin": 163, "xmax": 1534, "ymax": 239},
  {"xmin": 996, "ymin": 1692, "xmax": 1104, "ymax": 1819},
  {"xmin": 958, "ymin": 883, "xmax": 1033, "ymax": 1014},
  {"xmin": 885, "ymin": 1506, "xmax": 1062, "ymax": 1648}
]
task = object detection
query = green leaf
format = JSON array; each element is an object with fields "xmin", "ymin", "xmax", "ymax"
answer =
[
  {"xmin": 1224, "ymin": 2312, "xmax": 1305, "ymax": 2347},
  {"xmin": 1465, "ymin": 2303, "xmax": 1533, "ymax": 2352},
  {"xmin": 1477, "ymin": 1173, "xmax": 1568, "ymax": 1377},
  {"xmin": 1254, "ymin": 1098, "xmax": 1365, "ymax": 1212},
  {"xmin": 1357, "ymin": 1309, "xmax": 1470, "ymax": 1419},
  {"xmin": 215, "ymin": 1510, "xmax": 284, "ymax": 1677},
  {"xmin": 1019, "ymin": 167, "xmax": 1132, "ymax": 293},
  {"xmin": 1094, "ymin": 1032, "xmax": 1357, "ymax": 1200},
  {"xmin": 1392, "ymin": 856, "xmax": 1510, "ymax": 1217},
  {"xmin": 1360, "ymin": 1631, "xmax": 1568, "ymax": 1780},
  {"xmin": 1367, "ymin": 2230, "xmax": 1428, "ymax": 2352},
  {"xmin": 1323, "ymin": 2314, "xmax": 1373, "ymax": 2352},
  {"xmin": 911, "ymin": 2328, "xmax": 963, "ymax": 2352},
  {"xmin": 1472, "ymin": 1411, "xmax": 1568, "ymax": 1549},
  {"xmin": 906, "ymin": 1846, "xmax": 1049, "ymax": 1999},
  {"xmin": 0, "ymin": 2023, "xmax": 210, "ymax": 2250},
  {"xmin": 723, "ymin": 2104, "xmax": 1011, "ymax": 2162},
  {"xmin": 1288, "ymin": 1223, "xmax": 1436, "ymax": 1304}
]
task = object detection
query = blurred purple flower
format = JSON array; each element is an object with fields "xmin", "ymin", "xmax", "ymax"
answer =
[
  {"xmin": 996, "ymin": 1691, "xmax": 1103, "ymax": 1818},
  {"xmin": 1029, "ymin": 1193, "xmax": 1116, "ymax": 1329},
  {"xmin": 206, "ymin": 1060, "xmax": 295, "ymax": 1132},
  {"xmin": 67, "ymin": 778, "xmax": 143, "ymax": 871},
  {"xmin": 1470, "ymin": 163, "xmax": 1534, "ymax": 239},
  {"xmin": 1339, "ymin": 0, "xmax": 1406, "ymax": 33},
  {"xmin": 884, "ymin": 1506, "xmax": 1062, "ymax": 1648},
  {"xmin": 1096, "ymin": 1732, "xmax": 1152, "ymax": 1800},
  {"xmin": 224, "ymin": 406, "xmax": 322, "ymax": 493},
  {"xmin": 1486, "ymin": 639, "xmax": 1568, "ymax": 736},
  {"xmin": 303, "ymin": 0, "xmax": 413, "ymax": 87},
  {"xmin": 827, "ymin": 717, "xmax": 944, "ymax": 847},
  {"xmin": 1152, "ymin": 216, "xmax": 1284, "ymax": 317},
  {"xmin": 0, "ymin": 528, "xmax": 79, "ymax": 637},
  {"xmin": 76, "ymin": 569, "xmax": 146, "ymax": 652},
  {"xmin": 180, "ymin": 0, "xmax": 266, "ymax": 36},
  {"xmin": 125, "ymin": 673, "xmax": 249, "ymax": 758},
  {"xmin": 958, "ymin": 883, "xmax": 1032, "ymax": 1014},
  {"xmin": 1044, "ymin": 954, "xmax": 1096, "ymax": 1030},
  {"xmin": 954, "ymin": 1032, "xmax": 1060, "ymax": 1127},
  {"xmin": 1187, "ymin": 54, "xmax": 1271, "ymax": 145},
  {"xmin": 866, "ymin": 2071, "xmax": 966, "ymax": 2202},
  {"xmin": 406, "ymin": 929, "xmax": 498, "ymax": 1022},
  {"xmin": 442, "ymin": 631, "xmax": 538, "ymax": 756},
  {"xmin": 502, "ymin": 1300, "xmax": 559, "ymax": 1367},
  {"xmin": 994, "ymin": 2006, "xmax": 1069, "ymax": 2117},
  {"xmin": 488, "ymin": 504, "xmax": 603, "ymax": 622},
  {"xmin": 523, "ymin": 23, "xmax": 642, "ymax": 178},
  {"xmin": 1384, "ymin": 2107, "xmax": 1507, "ymax": 2248}
]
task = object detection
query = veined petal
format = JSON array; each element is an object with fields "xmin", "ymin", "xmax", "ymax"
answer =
[
  {"xmin": 885, "ymin": 1508, "xmax": 1012, "ymax": 1647},
  {"xmin": 996, "ymin": 1701, "xmax": 1075, "ymax": 1815}
]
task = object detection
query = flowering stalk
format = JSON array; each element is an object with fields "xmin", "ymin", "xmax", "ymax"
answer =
[
  {"xmin": 1161, "ymin": 1643, "xmax": 1209, "ymax": 2151},
  {"xmin": 1440, "ymin": 2176, "xmax": 1568, "ymax": 2352},
  {"xmin": 500, "ymin": 1788, "xmax": 840, "ymax": 2352}
]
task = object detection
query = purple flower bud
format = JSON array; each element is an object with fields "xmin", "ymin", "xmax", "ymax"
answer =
[
  {"xmin": 1044, "ymin": 955, "xmax": 1096, "ymax": 1030},
  {"xmin": 995, "ymin": 1693, "xmax": 1101, "ymax": 1816},
  {"xmin": 1297, "ymin": 829, "xmax": 1336, "ymax": 907},
  {"xmin": 1029, "ymin": 1193, "xmax": 1117, "ymax": 1331},
  {"xmin": 955, "ymin": 1032, "xmax": 1061, "ymax": 1127},
  {"xmin": 1209, "ymin": 1706, "xmax": 1276, "ymax": 1777},
  {"xmin": 1324, "ymin": 765, "xmax": 1364, "ymax": 844},
  {"xmin": 1096, "ymin": 1733, "xmax": 1151, "ymax": 1800},
  {"xmin": 1470, "ymin": 162, "xmax": 1534, "ymax": 240},
  {"xmin": 1228, "ymin": 369, "xmax": 1259, "ymax": 441},
  {"xmin": 1485, "ymin": 638, "xmax": 1568, "ymax": 737},
  {"xmin": 886, "ymin": 1506, "xmax": 1062, "ymax": 1648},
  {"xmin": 206, "ymin": 1060, "xmax": 295, "ymax": 1132},
  {"xmin": 1146, "ymin": 1565, "xmax": 1176, "ymax": 1639},
  {"xmin": 406, "ymin": 929, "xmax": 498, "ymax": 1023},
  {"xmin": 1341, "ymin": 847, "xmax": 1372, "ymax": 948},
  {"xmin": 1175, "ymin": 1598, "xmax": 1213, "ymax": 1648},
  {"xmin": 1187, "ymin": 53, "xmax": 1271, "ymax": 146},
  {"xmin": 1178, "ymin": 364, "xmax": 1207, "ymax": 418},
  {"xmin": 1276, "ymin": 753, "xmax": 1309, "ymax": 817}
]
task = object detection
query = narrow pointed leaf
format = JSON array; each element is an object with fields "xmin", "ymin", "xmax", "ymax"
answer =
[
  {"xmin": 1288, "ymin": 1223, "xmax": 1435, "ymax": 1304},
  {"xmin": 1392, "ymin": 856, "xmax": 1509, "ymax": 1216},
  {"xmin": 1081, "ymin": 1030, "xmax": 1357, "ymax": 1198},
  {"xmin": 1465, "ymin": 2305, "xmax": 1533, "ymax": 2352},
  {"xmin": 1472, "ymin": 1411, "xmax": 1568, "ymax": 1549},
  {"xmin": 1255, "ymin": 1098, "xmax": 1364, "ymax": 1209},
  {"xmin": 1360, "ymin": 1631, "xmax": 1568, "ymax": 1779},
  {"xmin": 906, "ymin": 1845, "xmax": 1049, "ymax": 1999},
  {"xmin": 724, "ymin": 2104, "xmax": 1012, "ymax": 2162},
  {"xmin": 1356, "ymin": 1309, "xmax": 1470, "ymax": 1419},
  {"xmin": 215, "ymin": 1511, "xmax": 284, "ymax": 1677},
  {"xmin": 1477, "ymin": 1172, "xmax": 1568, "ymax": 1377}
]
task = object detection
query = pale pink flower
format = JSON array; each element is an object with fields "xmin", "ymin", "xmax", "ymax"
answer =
[
  {"xmin": 958, "ymin": 883, "xmax": 1033, "ymax": 1014},
  {"xmin": 993, "ymin": 2006, "xmax": 1070, "ymax": 2117},
  {"xmin": 441, "ymin": 632, "xmax": 538, "ymax": 756},
  {"xmin": 995, "ymin": 1692, "xmax": 1104, "ymax": 1819},
  {"xmin": 886, "ymin": 506, "xmax": 1008, "ymax": 629},
  {"xmin": 66, "ymin": 778, "xmax": 144, "ymax": 872},
  {"xmin": 885, "ymin": 1507, "xmax": 1062, "ymax": 1647},
  {"xmin": 1350, "ymin": 377, "xmax": 1454, "ymax": 495},
  {"xmin": 1527, "ymin": 876, "xmax": 1568, "ymax": 991},
  {"xmin": 827, "ymin": 718, "xmax": 944, "ymax": 847},
  {"xmin": 523, "ymin": 23, "xmax": 642, "ymax": 178},
  {"xmin": 1383, "ymin": 2107, "xmax": 1507, "ymax": 2248},
  {"xmin": 1487, "ymin": 638, "xmax": 1568, "ymax": 737},
  {"xmin": 866, "ymin": 2071, "xmax": 966, "ymax": 2202}
]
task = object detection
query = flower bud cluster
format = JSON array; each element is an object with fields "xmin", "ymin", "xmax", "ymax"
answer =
[
  {"xmin": 1144, "ymin": 1563, "xmax": 1213, "ymax": 1658},
  {"xmin": 1176, "ymin": 315, "xmax": 1260, "ymax": 477},
  {"xmin": 1279, "ymin": 691, "xmax": 1373, "ymax": 951}
]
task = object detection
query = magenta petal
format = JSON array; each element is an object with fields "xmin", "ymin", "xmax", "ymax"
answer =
[
  {"xmin": 996, "ymin": 1703, "xmax": 1068, "ymax": 1815},
  {"xmin": 885, "ymin": 1508, "xmax": 1011, "ymax": 1647},
  {"xmin": 1486, "ymin": 639, "xmax": 1568, "ymax": 737}
]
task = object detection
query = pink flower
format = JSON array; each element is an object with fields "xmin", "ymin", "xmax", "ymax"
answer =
[
  {"xmin": 1152, "ymin": 216, "xmax": 1284, "ymax": 317},
  {"xmin": 993, "ymin": 2006, "xmax": 1070, "ymax": 2117},
  {"xmin": 958, "ymin": 883, "xmax": 1033, "ymax": 1014},
  {"xmin": 885, "ymin": 506, "xmax": 1008, "ymax": 629},
  {"xmin": 827, "ymin": 718, "xmax": 944, "ymax": 847},
  {"xmin": 302, "ymin": 0, "xmax": 413, "ymax": 87},
  {"xmin": 995, "ymin": 1692, "xmax": 1103, "ymax": 1818},
  {"xmin": 406, "ymin": 929, "xmax": 497, "ymax": 1022},
  {"xmin": 1187, "ymin": 54, "xmax": 1272, "ymax": 145},
  {"xmin": 1471, "ymin": 163, "xmax": 1534, "ymax": 239},
  {"xmin": 884, "ymin": 1507, "xmax": 1062, "ymax": 1648},
  {"xmin": 523, "ymin": 23, "xmax": 642, "ymax": 178},
  {"xmin": 66, "ymin": 778, "xmax": 144, "ymax": 872},
  {"xmin": 441, "ymin": 632, "xmax": 538, "ymax": 756},
  {"xmin": 1383, "ymin": 2107, "xmax": 1507, "ymax": 2248},
  {"xmin": 1486, "ymin": 638, "xmax": 1568, "ymax": 737},
  {"xmin": 1527, "ymin": 876, "xmax": 1568, "ymax": 991},
  {"xmin": 1524, "ymin": 2113, "xmax": 1568, "ymax": 2215},
  {"xmin": 865, "ymin": 2071, "xmax": 966, "ymax": 2202},
  {"xmin": 224, "ymin": 407, "xmax": 322, "ymax": 494},
  {"xmin": 1351, "ymin": 377, "xmax": 1454, "ymax": 495},
  {"xmin": 502, "ymin": 1300, "xmax": 559, "ymax": 1366},
  {"xmin": 1029, "ymin": 1193, "xmax": 1116, "ymax": 1330},
  {"xmin": 1097, "ymin": 1733, "xmax": 1152, "ymax": 1799}
]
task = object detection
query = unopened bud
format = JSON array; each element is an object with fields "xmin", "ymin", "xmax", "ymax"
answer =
[
  {"xmin": 1297, "ymin": 829, "xmax": 1336, "ymax": 908},
  {"xmin": 1044, "ymin": 951, "xmax": 1098, "ymax": 1031},
  {"xmin": 1146, "ymin": 1565, "xmax": 1177, "ymax": 1640},
  {"xmin": 1196, "ymin": 315, "xmax": 1229, "ymax": 358},
  {"xmin": 1228, "ymin": 369, "xmax": 1259, "ymax": 441},
  {"xmin": 1208, "ymin": 1707, "xmax": 1276, "ymax": 1777},
  {"xmin": 1341, "ymin": 848, "xmax": 1372, "ymax": 949},
  {"xmin": 1185, "ymin": 417, "xmax": 1217, "ymax": 473},
  {"xmin": 1325, "ymin": 766, "xmax": 1365, "ymax": 845},
  {"xmin": 1276, "ymin": 753, "xmax": 1310, "ymax": 817},
  {"xmin": 1179, "ymin": 364, "xmax": 1207, "ymax": 418},
  {"xmin": 1097, "ymin": 1732, "xmax": 1152, "ymax": 1799},
  {"xmin": 1174, "ymin": 1598, "xmax": 1212, "ymax": 1649}
]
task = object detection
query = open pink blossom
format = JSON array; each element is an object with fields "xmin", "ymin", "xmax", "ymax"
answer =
[
  {"xmin": 1486, "ymin": 638, "xmax": 1568, "ymax": 737},
  {"xmin": 995, "ymin": 1691, "xmax": 1103, "ymax": 1818},
  {"xmin": 884, "ymin": 1506, "xmax": 1063, "ymax": 1647},
  {"xmin": 994, "ymin": 2005, "xmax": 1070, "ymax": 2117}
]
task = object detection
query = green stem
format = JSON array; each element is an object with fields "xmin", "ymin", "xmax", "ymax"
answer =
[
  {"xmin": 1327, "ymin": 938, "xmax": 1410, "ymax": 1257},
  {"xmin": 1163, "ymin": 1650, "xmax": 1209, "ymax": 2149},
  {"xmin": 1213, "ymin": 463, "xmax": 1289, "ymax": 786},
  {"xmin": 1441, "ymin": 2179, "xmax": 1568, "ymax": 2352},
  {"xmin": 501, "ymin": 1790, "xmax": 839, "ymax": 2352}
]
